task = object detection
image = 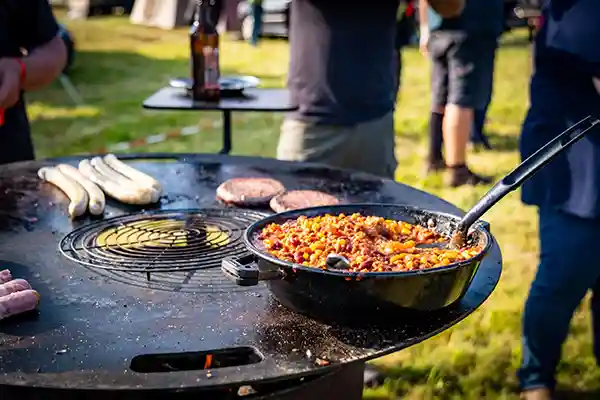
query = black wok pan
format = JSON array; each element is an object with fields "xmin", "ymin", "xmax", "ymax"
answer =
[
  {"xmin": 223, "ymin": 204, "xmax": 491, "ymax": 326},
  {"xmin": 222, "ymin": 116, "xmax": 600, "ymax": 326}
]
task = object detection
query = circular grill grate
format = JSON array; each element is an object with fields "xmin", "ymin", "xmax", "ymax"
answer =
[{"xmin": 59, "ymin": 208, "xmax": 270, "ymax": 293}]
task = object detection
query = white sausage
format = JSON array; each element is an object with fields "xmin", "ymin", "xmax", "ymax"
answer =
[
  {"xmin": 38, "ymin": 167, "xmax": 88, "ymax": 218},
  {"xmin": 103, "ymin": 154, "xmax": 163, "ymax": 201},
  {"xmin": 91, "ymin": 156, "xmax": 135, "ymax": 186},
  {"xmin": 0, "ymin": 270, "xmax": 12, "ymax": 284},
  {"xmin": 0, "ymin": 279, "xmax": 31, "ymax": 297},
  {"xmin": 0, "ymin": 289, "xmax": 40, "ymax": 320},
  {"xmin": 91, "ymin": 157, "xmax": 158, "ymax": 203},
  {"xmin": 57, "ymin": 164, "xmax": 106, "ymax": 216},
  {"xmin": 78, "ymin": 160, "xmax": 153, "ymax": 205}
]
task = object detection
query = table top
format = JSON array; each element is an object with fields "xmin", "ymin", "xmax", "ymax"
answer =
[
  {"xmin": 0, "ymin": 154, "xmax": 501, "ymax": 394},
  {"xmin": 143, "ymin": 87, "xmax": 298, "ymax": 112}
]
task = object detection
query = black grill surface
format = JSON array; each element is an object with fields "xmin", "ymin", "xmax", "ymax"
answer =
[{"xmin": 0, "ymin": 154, "xmax": 502, "ymax": 394}]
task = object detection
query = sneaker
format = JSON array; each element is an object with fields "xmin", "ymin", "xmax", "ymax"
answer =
[
  {"xmin": 445, "ymin": 165, "xmax": 492, "ymax": 187},
  {"xmin": 424, "ymin": 159, "xmax": 446, "ymax": 175}
]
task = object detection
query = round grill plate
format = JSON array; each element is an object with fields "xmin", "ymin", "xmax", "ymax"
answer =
[{"xmin": 59, "ymin": 208, "xmax": 270, "ymax": 293}]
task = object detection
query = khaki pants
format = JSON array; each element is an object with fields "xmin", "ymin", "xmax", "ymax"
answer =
[{"xmin": 276, "ymin": 112, "xmax": 397, "ymax": 179}]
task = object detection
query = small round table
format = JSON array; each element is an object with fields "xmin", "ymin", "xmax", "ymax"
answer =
[{"xmin": 143, "ymin": 87, "xmax": 298, "ymax": 154}]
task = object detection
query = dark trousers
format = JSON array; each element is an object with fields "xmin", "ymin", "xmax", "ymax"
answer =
[
  {"xmin": 518, "ymin": 208, "xmax": 600, "ymax": 391},
  {"xmin": 0, "ymin": 102, "xmax": 35, "ymax": 165},
  {"xmin": 471, "ymin": 105, "xmax": 490, "ymax": 145},
  {"xmin": 394, "ymin": 49, "xmax": 402, "ymax": 98},
  {"xmin": 249, "ymin": 4, "xmax": 263, "ymax": 46}
]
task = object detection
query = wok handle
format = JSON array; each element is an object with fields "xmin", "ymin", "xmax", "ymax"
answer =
[
  {"xmin": 221, "ymin": 254, "xmax": 284, "ymax": 286},
  {"xmin": 457, "ymin": 115, "xmax": 600, "ymax": 235}
]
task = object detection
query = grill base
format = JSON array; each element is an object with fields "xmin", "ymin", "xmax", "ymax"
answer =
[
  {"xmin": 0, "ymin": 154, "xmax": 502, "ymax": 394},
  {"xmin": 0, "ymin": 363, "xmax": 365, "ymax": 400}
]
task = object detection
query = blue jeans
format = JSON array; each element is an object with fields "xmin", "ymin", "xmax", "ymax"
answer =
[
  {"xmin": 518, "ymin": 208, "xmax": 600, "ymax": 391},
  {"xmin": 249, "ymin": 4, "xmax": 263, "ymax": 46}
]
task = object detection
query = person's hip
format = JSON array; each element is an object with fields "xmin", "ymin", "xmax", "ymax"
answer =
[{"xmin": 277, "ymin": 112, "xmax": 397, "ymax": 179}]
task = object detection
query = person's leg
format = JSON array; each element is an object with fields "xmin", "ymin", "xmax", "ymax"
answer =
[
  {"xmin": 519, "ymin": 208, "xmax": 600, "ymax": 396},
  {"xmin": 471, "ymin": 106, "xmax": 492, "ymax": 149},
  {"xmin": 394, "ymin": 49, "xmax": 402, "ymax": 101},
  {"xmin": 444, "ymin": 33, "xmax": 493, "ymax": 186},
  {"xmin": 470, "ymin": 38, "xmax": 498, "ymax": 150},
  {"xmin": 592, "ymin": 276, "xmax": 600, "ymax": 366},
  {"xmin": 426, "ymin": 33, "xmax": 449, "ymax": 174},
  {"xmin": 352, "ymin": 111, "xmax": 398, "ymax": 179},
  {"xmin": 249, "ymin": 4, "xmax": 263, "ymax": 46}
]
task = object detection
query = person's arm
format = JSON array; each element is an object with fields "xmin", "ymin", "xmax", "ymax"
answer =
[
  {"xmin": 17, "ymin": 0, "xmax": 67, "ymax": 91},
  {"xmin": 419, "ymin": 0, "xmax": 430, "ymax": 56},
  {"xmin": 21, "ymin": 37, "xmax": 67, "ymax": 92},
  {"xmin": 0, "ymin": 0, "xmax": 66, "ymax": 109}
]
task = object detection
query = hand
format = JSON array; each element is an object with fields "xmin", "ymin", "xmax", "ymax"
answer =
[
  {"xmin": 419, "ymin": 28, "xmax": 430, "ymax": 57},
  {"xmin": 0, "ymin": 58, "xmax": 22, "ymax": 110}
]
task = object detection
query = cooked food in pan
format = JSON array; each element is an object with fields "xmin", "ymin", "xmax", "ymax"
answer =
[
  {"xmin": 259, "ymin": 213, "xmax": 481, "ymax": 272},
  {"xmin": 270, "ymin": 190, "xmax": 339, "ymax": 213}
]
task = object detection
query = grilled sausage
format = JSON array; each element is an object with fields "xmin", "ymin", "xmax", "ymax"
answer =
[
  {"xmin": 103, "ymin": 154, "xmax": 162, "ymax": 202},
  {"xmin": 0, "ymin": 279, "xmax": 31, "ymax": 297},
  {"xmin": 91, "ymin": 157, "xmax": 158, "ymax": 203},
  {"xmin": 57, "ymin": 164, "xmax": 106, "ymax": 216},
  {"xmin": 0, "ymin": 269, "xmax": 12, "ymax": 284},
  {"xmin": 78, "ymin": 159, "xmax": 153, "ymax": 205},
  {"xmin": 0, "ymin": 289, "xmax": 40, "ymax": 320},
  {"xmin": 38, "ymin": 166, "xmax": 88, "ymax": 218}
]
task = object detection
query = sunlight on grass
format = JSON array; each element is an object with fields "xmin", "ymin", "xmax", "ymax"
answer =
[{"xmin": 28, "ymin": 14, "xmax": 600, "ymax": 399}]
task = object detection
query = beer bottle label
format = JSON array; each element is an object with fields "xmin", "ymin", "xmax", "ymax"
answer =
[{"xmin": 203, "ymin": 46, "xmax": 220, "ymax": 90}]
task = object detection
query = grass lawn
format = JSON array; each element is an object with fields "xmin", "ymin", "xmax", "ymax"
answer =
[{"xmin": 28, "ymin": 11, "xmax": 600, "ymax": 399}]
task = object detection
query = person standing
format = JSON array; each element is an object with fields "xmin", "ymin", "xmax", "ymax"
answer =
[
  {"xmin": 517, "ymin": 1, "xmax": 600, "ymax": 399},
  {"xmin": 0, "ymin": 0, "xmax": 67, "ymax": 164},
  {"xmin": 248, "ymin": 0, "xmax": 263, "ymax": 46},
  {"xmin": 419, "ymin": 0, "xmax": 504, "ymax": 186},
  {"xmin": 394, "ymin": 0, "xmax": 417, "ymax": 98},
  {"xmin": 276, "ymin": 0, "xmax": 401, "ymax": 179},
  {"xmin": 276, "ymin": 0, "xmax": 464, "ymax": 180}
]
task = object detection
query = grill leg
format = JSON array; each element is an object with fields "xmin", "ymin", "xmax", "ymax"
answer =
[{"xmin": 220, "ymin": 110, "xmax": 232, "ymax": 154}]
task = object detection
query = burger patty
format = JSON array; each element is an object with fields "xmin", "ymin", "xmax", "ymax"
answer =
[
  {"xmin": 216, "ymin": 177, "xmax": 286, "ymax": 206},
  {"xmin": 269, "ymin": 190, "xmax": 340, "ymax": 213}
]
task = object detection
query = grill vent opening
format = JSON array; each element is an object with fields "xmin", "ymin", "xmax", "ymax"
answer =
[{"xmin": 130, "ymin": 346, "xmax": 263, "ymax": 373}]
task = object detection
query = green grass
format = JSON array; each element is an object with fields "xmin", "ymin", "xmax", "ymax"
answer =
[{"xmin": 30, "ymin": 13, "xmax": 600, "ymax": 399}]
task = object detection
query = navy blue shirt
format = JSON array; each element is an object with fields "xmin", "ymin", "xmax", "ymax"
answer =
[
  {"xmin": 520, "ymin": 0, "xmax": 600, "ymax": 218},
  {"xmin": 287, "ymin": 0, "xmax": 399, "ymax": 126}
]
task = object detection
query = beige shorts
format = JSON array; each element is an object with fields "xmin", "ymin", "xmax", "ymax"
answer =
[{"xmin": 276, "ymin": 112, "xmax": 397, "ymax": 179}]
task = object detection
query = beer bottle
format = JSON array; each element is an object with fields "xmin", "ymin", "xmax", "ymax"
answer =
[{"xmin": 190, "ymin": 0, "xmax": 221, "ymax": 101}]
